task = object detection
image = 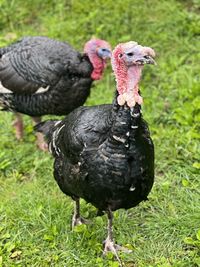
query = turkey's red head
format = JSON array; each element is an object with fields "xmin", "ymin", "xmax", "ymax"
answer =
[
  {"xmin": 111, "ymin": 41, "xmax": 156, "ymax": 107},
  {"xmin": 84, "ymin": 39, "xmax": 112, "ymax": 80}
]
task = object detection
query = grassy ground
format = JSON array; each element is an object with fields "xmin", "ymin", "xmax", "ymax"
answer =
[{"xmin": 0, "ymin": 0, "xmax": 200, "ymax": 266}]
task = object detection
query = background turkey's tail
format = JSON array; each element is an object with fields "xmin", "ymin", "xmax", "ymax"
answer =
[
  {"xmin": 0, "ymin": 93, "xmax": 15, "ymax": 111},
  {"xmin": 0, "ymin": 88, "xmax": 71, "ymax": 116},
  {"xmin": 0, "ymin": 91, "xmax": 51, "ymax": 116}
]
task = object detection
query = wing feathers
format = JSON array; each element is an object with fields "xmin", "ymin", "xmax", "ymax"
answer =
[{"xmin": 0, "ymin": 55, "xmax": 40, "ymax": 93}]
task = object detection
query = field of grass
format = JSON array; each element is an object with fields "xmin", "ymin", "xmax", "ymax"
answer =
[{"xmin": 0, "ymin": 0, "xmax": 199, "ymax": 266}]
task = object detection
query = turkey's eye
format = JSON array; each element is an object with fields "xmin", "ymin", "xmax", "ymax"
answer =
[
  {"xmin": 126, "ymin": 52, "xmax": 134, "ymax": 57},
  {"xmin": 101, "ymin": 48, "xmax": 107, "ymax": 52}
]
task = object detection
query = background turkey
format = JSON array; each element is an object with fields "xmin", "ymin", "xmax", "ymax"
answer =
[
  {"xmin": 36, "ymin": 41, "xmax": 156, "ymax": 265},
  {"xmin": 0, "ymin": 36, "xmax": 111, "ymax": 150}
]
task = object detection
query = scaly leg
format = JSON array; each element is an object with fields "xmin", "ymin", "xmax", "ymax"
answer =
[
  {"xmin": 32, "ymin": 116, "xmax": 48, "ymax": 151},
  {"xmin": 71, "ymin": 198, "xmax": 89, "ymax": 229},
  {"xmin": 12, "ymin": 113, "xmax": 24, "ymax": 140},
  {"xmin": 103, "ymin": 209, "xmax": 132, "ymax": 267}
]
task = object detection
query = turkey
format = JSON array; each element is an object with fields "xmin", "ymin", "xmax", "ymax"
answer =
[
  {"xmin": 0, "ymin": 36, "xmax": 111, "ymax": 150},
  {"xmin": 35, "ymin": 41, "xmax": 156, "ymax": 265}
]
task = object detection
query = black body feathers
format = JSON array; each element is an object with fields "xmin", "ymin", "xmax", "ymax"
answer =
[
  {"xmin": 37, "ymin": 98, "xmax": 154, "ymax": 213},
  {"xmin": 0, "ymin": 36, "xmax": 93, "ymax": 116}
]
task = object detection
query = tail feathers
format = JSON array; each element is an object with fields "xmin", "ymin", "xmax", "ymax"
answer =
[
  {"xmin": 0, "ymin": 47, "xmax": 9, "ymax": 56},
  {"xmin": 34, "ymin": 120, "xmax": 61, "ymax": 141},
  {"xmin": 35, "ymin": 120, "xmax": 63, "ymax": 155},
  {"xmin": 0, "ymin": 93, "xmax": 14, "ymax": 111}
]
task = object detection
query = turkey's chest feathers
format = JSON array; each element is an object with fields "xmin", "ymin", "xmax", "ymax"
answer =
[{"xmin": 80, "ymin": 137, "xmax": 153, "ymax": 210}]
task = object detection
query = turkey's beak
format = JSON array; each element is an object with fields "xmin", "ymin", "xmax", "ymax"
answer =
[
  {"xmin": 135, "ymin": 55, "xmax": 156, "ymax": 65},
  {"xmin": 104, "ymin": 50, "xmax": 112, "ymax": 59},
  {"xmin": 97, "ymin": 48, "xmax": 112, "ymax": 60}
]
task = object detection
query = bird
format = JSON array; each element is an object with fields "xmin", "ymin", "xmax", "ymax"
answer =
[
  {"xmin": 0, "ymin": 36, "xmax": 111, "ymax": 150},
  {"xmin": 35, "ymin": 41, "xmax": 156, "ymax": 265}
]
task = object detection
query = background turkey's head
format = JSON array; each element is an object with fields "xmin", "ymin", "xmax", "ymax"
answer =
[
  {"xmin": 111, "ymin": 41, "xmax": 156, "ymax": 107},
  {"xmin": 84, "ymin": 39, "xmax": 112, "ymax": 80}
]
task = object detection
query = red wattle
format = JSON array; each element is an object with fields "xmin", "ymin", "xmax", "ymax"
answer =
[
  {"xmin": 86, "ymin": 52, "xmax": 106, "ymax": 81},
  {"xmin": 90, "ymin": 57, "xmax": 106, "ymax": 80}
]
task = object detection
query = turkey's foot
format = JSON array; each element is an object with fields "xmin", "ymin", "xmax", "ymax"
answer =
[
  {"xmin": 103, "ymin": 237, "xmax": 132, "ymax": 266},
  {"xmin": 12, "ymin": 113, "xmax": 24, "ymax": 140},
  {"xmin": 35, "ymin": 132, "xmax": 48, "ymax": 151},
  {"xmin": 32, "ymin": 117, "xmax": 48, "ymax": 151},
  {"xmin": 71, "ymin": 214, "xmax": 90, "ymax": 229},
  {"xmin": 71, "ymin": 198, "xmax": 90, "ymax": 229},
  {"xmin": 103, "ymin": 238, "xmax": 132, "ymax": 253},
  {"xmin": 103, "ymin": 238, "xmax": 123, "ymax": 266}
]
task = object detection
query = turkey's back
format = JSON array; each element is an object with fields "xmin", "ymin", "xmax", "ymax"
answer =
[
  {"xmin": 0, "ymin": 36, "xmax": 94, "ymax": 116},
  {"xmin": 0, "ymin": 36, "xmax": 89, "ymax": 88}
]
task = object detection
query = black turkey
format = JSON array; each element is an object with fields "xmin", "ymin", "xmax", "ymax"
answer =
[
  {"xmin": 0, "ymin": 36, "xmax": 111, "ymax": 150},
  {"xmin": 35, "ymin": 41, "xmax": 156, "ymax": 265}
]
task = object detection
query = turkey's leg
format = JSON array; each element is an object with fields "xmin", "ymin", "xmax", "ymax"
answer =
[
  {"xmin": 12, "ymin": 112, "xmax": 24, "ymax": 140},
  {"xmin": 32, "ymin": 116, "xmax": 48, "ymax": 151},
  {"xmin": 71, "ymin": 198, "xmax": 89, "ymax": 229},
  {"xmin": 103, "ymin": 209, "xmax": 132, "ymax": 266}
]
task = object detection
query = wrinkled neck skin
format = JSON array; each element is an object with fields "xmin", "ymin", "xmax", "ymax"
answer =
[
  {"xmin": 127, "ymin": 65, "xmax": 143, "ymax": 105},
  {"xmin": 87, "ymin": 52, "xmax": 106, "ymax": 80},
  {"xmin": 116, "ymin": 65, "xmax": 143, "ymax": 107}
]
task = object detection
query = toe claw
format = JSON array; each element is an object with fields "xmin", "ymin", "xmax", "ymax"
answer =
[
  {"xmin": 103, "ymin": 238, "xmax": 132, "ymax": 266},
  {"xmin": 37, "ymin": 141, "xmax": 48, "ymax": 151},
  {"xmin": 71, "ymin": 216, "xmax": 90, "ymax": 229}
]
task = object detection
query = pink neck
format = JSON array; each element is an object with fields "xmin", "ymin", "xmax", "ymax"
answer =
[
  {"xmin": 87, "ymin": 52, "xmax": 106, "ymax": 80},
  {"xmin": 115, "ymin": 64, "xmax": 143, "ymax": 93},
  {"xmin": 114, "ymin": 62, "xmax": 143, "ymax": 105},
  {"xmin": 127, "ymin": 66, "xmax": 143, "ymax": 95},
  {"xmin": 114, "ymin": 63, "xmax": 128, "ymax": 94}
]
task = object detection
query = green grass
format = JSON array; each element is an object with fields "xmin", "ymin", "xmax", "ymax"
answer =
[{"xmin": 0, "ymin": 0, "xmax": 200, "ymax": 266}]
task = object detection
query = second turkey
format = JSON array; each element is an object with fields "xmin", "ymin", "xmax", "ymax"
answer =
[{"xmin": 0, "ymin": 36, "xmax": 111, "ymax": 150}]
